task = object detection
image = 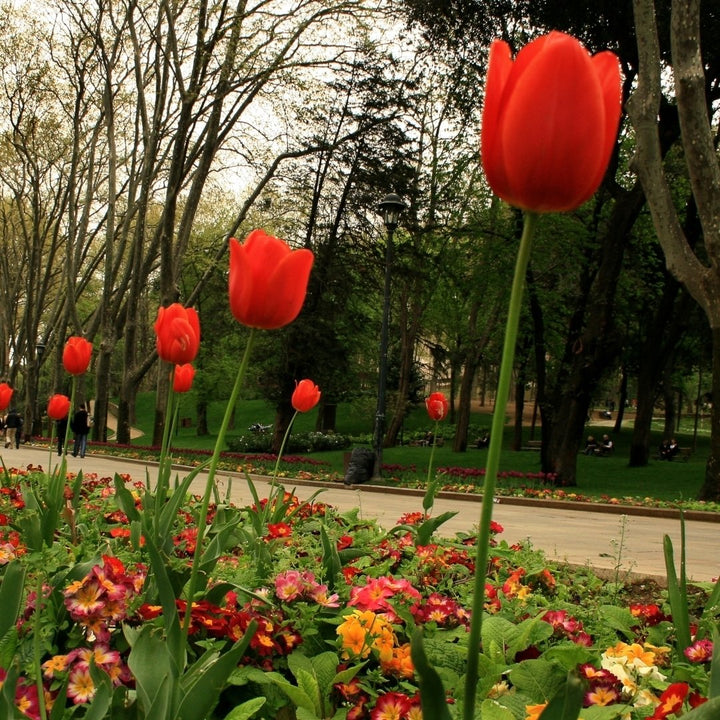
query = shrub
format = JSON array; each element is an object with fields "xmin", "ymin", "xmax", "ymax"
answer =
[{"xmin": 227, "ymin": 431, "xmax": 350, "ymax": 453}]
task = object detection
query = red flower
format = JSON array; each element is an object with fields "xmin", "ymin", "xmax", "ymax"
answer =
[
  {"xmin": 154, "ymin": 303, "xmax": 201, "ymax": 364},
  {"xmin": 649, "ymin": 683, "xmax": 690, "ymax": 720},
  {"xmin": 47, "ymin": 394, "xmax": 71, "ymax": 421},
  {"xmin": 425, "ymin": 392, "xmax": 449, "ymax": 421},
  {"xmin": 228, "ymin": 229, "xmax": 314, "ymax": 330},
  {"xmin": 291, "ymin": 379, "xmax": 321, "ymax": 413},
  {"xmin": 62, "ymin": 336, "xmax": 93, "ymax": 376},
  {"xmin": 0, "ymin": 383, "xmax": 13, "ymax": 412},
  {"xmin": 481, "ymin": 31, "xmax": 622, "ymax": 213},
  {"xmin": 649, "ymin": 682, "xmax": 689, "ymax": 719},
  {"xmin": 173, "ymin": 364, "xmax": 195, "ymax": 393}
]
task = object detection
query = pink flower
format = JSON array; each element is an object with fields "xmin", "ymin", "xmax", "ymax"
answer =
[{"xmin": 685, "ymin": 639, "xmax": 713, "ymax": 663}]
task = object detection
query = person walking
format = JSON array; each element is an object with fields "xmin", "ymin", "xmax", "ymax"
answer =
[
  {"xmin": 71, "ymin": 403, "xmax": 90, "ymax": 458},
  {"xmin": 4, "ymin": 408, "xmax": 21, "ymax": 449},
  {"xmin": 56, "ymin": 416, "xmax": 68, "ymax": 456}
]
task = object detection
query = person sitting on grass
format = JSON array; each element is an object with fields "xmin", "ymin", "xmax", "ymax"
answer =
[
  {"xmin": 583, "ymin": 435, "xmax": 597, "ymax": 455},
  {"xmin": 596, "ymin": 434, "xmax": 613, "ymax": 456}
]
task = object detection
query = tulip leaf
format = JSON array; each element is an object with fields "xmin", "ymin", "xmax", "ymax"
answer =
[
  {"xmin": 127, "ymin": 625, "xmax": 176, "ymax": 717},
  {"xmin": 320, "ymin": 525, "xmax": 342, "ymax": 591},
  {"xmin": 708, "ymin": 627, "xmax": 720, "ymax": 699},
  {"xmin": 535, "ymin": 671, "xmax": 584, "ymax": 720},
  {"xmin": 663, "ymin": 533, "xmax": 691, "ymax": 651},
  {"xmin": 0, "ymin": 561, "xmax": 25, "ymax": 640},
  {"xmin": 679, "ymin": 696, "xmax": 720, "ymax": 719},
  {"xmin": 410, "ymin": 628, "xmax": 453, "ymax": 720},
  {"xmin": 83, "ymin": 660, "xmax": 114, "ymax": 720},
  {"xmin": 177, "ymin": 621, "xmax": 257, "ymax": 720},
  {"xmin": 415, "ymin": 511, "xmax": 458, "ymax": 546}
]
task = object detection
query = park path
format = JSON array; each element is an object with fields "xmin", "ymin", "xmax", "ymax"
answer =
[{"xmin": 4, "ymin": 444, "xmax": 719, "ymax": 583}]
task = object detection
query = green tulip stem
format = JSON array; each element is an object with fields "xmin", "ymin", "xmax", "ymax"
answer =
[
  {"xmin": 463, "ymin": 211, "xmax": 538, "ymax": 719},
  {"xmin": 33, "ymin": 573, "xmax": 48, "ymax": 720},
  {"xmin": 182, "ymin": 328, "xmax": 256, "ymax": 639},
  {"xmin": 423, "ymin": 419, "xmax": 440, "ymax": 517},
  {"xmin": 157, "ymin": 366, "xmax": 176, "ymax": 495},
  {"xmin": 262, "ymin": 409, "xmax": 298, "ymax": 526}
]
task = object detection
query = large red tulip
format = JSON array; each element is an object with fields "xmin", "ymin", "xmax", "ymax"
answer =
[
  {"xmin": 47, "ymin": 394, "xmax": 71, "ymax": 421},
  {"xmin": 425, "ymin": 392, "xmax": 449, "ymax": 422},
  {"xmin": 229, "ymin": 230, "xmax": 314, "ymax": 330},
  {"xmin": 0, "ymin": 383, "xmax": 12, "ymax": 413},
  {"xmin": 291, "ymin": 379, "xmax": 321, "ymax": 413},
  {"xmin": 481, "ymin": 31, "xmax": 622, "ymax": 213},
  {"xmin": 154, "ymin": 303, "xmax": 201, "ymax": 364},
  {"xmin": 173, "ymin": 364, "xmax": 195, "ymax": 393},
  {"xmin": 62, "ymin": 336, "xmax": 93, "ymax": 376}
]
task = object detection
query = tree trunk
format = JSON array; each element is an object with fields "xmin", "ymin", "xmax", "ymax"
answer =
[
  {"xmin": 513, "ymin": 379, "xmax": 525, "ymax": 452},
  {"xmin": 272, "ymin": 401, "xmax": 293, "ymax": 455},
  {"xmin": 316, "ymin": 402, "xmax": 337, "ymax": 433},
  {"xmin": 629, "ymin": 365, "xmax": 657, "ymax": 466},
  {"xmin": 698, "ymin": 327, "xmax": 720, "ymax": 501},
  {"xmin": 197, "ymin": 398, "xmax": 208, "ymax": 436}
]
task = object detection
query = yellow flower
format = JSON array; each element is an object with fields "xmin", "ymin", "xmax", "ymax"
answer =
[
  {"xmin": 525, "ymin": 704, "xmax": 547, "ymax": 720},
  {"xmin": 337, "ymin": 610, "xmax": 397, "ymax": 662}
]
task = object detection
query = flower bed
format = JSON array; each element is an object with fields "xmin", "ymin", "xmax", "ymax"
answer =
[{"xmin": 0, "ymin": 467, "xmax": 717, "ymax": 719}]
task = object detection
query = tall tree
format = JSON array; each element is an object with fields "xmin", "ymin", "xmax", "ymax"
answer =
[{"xmin": 629, "ymin": 0, "xmax": 720, "ymax": 499}]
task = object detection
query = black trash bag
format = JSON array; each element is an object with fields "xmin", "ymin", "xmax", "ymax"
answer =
[{"xmin": 343, "ymin": 447, "xmax": 375, "ymax": 486}]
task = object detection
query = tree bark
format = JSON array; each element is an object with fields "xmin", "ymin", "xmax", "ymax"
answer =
[{"xmin": 629, "ymin": 0, "xmax": 720, "ymax": 498}]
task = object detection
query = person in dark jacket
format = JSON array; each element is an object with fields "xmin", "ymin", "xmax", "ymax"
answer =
[{"xmin": 71, "ymin": 403, "xmax": 90, "ymax": 458}]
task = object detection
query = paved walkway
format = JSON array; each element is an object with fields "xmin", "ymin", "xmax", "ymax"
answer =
[{"xmin": 3, "ymin": 444, "xmax": 719, "ymax": 583}]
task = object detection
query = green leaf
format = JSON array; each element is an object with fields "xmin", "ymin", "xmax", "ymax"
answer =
[
  {"xmin": 708, "ymin": 626, "xmax": 720, "ymax": 699},
  {"xmin": 664, "ymin": 533, "xmax": 692, "ymax": 651},
  {"xmin": 678, "ymin": 696, "xmax": 720, "ymax": 719},
  {"xmin": 415, "ymin": 511, "xmax": 458, "ymax": 546},
  {"xmin": 508, "ymin": 659, "xmax": 565, "ymax": 699},
  {"xmin": 482, "ymin": 615, "xmax": 521, "ymax": 663},
  {"xmin": 261, "ymin": 671, "xmax": 316, "ymax": 712},
  {"xmin": 320, "ymin": 525, "xmax": 342, "ymax": 591},
  {"xmin": 0, "ymin": 561, "xmax": 26, "ymax": 640},
  {"xmin": 127, "ymin": 625, "xmax": 176, "ymax": 716},
  {"xmin": 479, "ymin": 698, "xmax": 516, "ymax": 720},
  {"xmin": 224, "ymin": 697, "xmax": 267, "ymax": 720},
  {"xmin": 410, "ymin": 628, "xmax": 453, "ymax": 720},
  {"xmin": 597, "ymin": 605, "xmax": 637, "ymax": 640},
  {"xmin": 83, "ymin": 661, "xmax": 114, "ymax": 720},
  {"xmin": 536, "ymin": 671, "xmax": 583, "ymax": 720},
  {"xmin": 178, "ymin": 621, "xmax": 257, "ymax": 720}
]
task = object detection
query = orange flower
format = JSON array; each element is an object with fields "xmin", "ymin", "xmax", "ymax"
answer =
[
  {"xmin": 173, "ymin": 364, "xmax": 195, "ymax": 393},
  {"xmin": 154, "ymin": 303, "xmax": 201, "ymax": 364},
  {"xmin": 228, "ymin": 229, "xmax": 314, "ymax": 330},
  {"xmin": 0, "ymin": 383, "xmax": 13, "ymax": 412},
  {"xmin": 47, "ymin": 394, "xmax": 71, "ymax": 421},
  {"xmin": 481, "ymin": 31, "xmax": 622, "ymax": 213},
  {"xmin": 62, "ymin": 336, "xmax": 93, "ymax": 376},
  {"xmin": 425, "ymin": 392, "xmax": 449, "ymax": 421},
  {"xmin": 291, "ymin": 379, "xmax": 321, "ymax": 413}
]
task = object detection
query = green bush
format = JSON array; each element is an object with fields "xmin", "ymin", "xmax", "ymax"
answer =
[{"xmin": 227, "ymin": 431, "xmax": 351, "ymax": 454}]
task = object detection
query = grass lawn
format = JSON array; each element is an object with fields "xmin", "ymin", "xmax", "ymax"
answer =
[{"xmin": 119, "ymin": 392, "xmax": 709, "ymax": 504}]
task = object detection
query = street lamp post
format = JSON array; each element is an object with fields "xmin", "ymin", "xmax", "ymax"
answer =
[
  {"xmin": 372, "ymin": 193, "xmax": 407, "ymax": 479},
  {"xmin": 33, "ymin": 341, "xmax": 46, "ymax": 438}
]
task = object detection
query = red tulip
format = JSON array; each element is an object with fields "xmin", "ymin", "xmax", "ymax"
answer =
[
  {"xmin": 229, "ymin": 229, "xmax": 314, "ymax": 330},
  {"xmin": 291, "ymin": 379, "xmax": 321, "ymax": 413},
  {"xmin": 481, "ymin": 31, "xmax": 622, "ymax": 213},
  {"xmin": 62, "ymin": 336, "xmax": 93, "ymax": 376},
  {"xmin": 0, "ymin": 383, "xmax": 12, "ymax": 412},
  {"xmin": 425, "ymin": 392, "xmax": 449, "ymax": 421},
  {"xmin": 47, "ymin": 394, "xmax": 71, "ymax": 421},
  {"xmin": 154, "ymin": 303, "xmax": 201, "ymax": 364},
  {"xmin": 173, "ymin": 364, "xmax": 195, "ymax": 393}
]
